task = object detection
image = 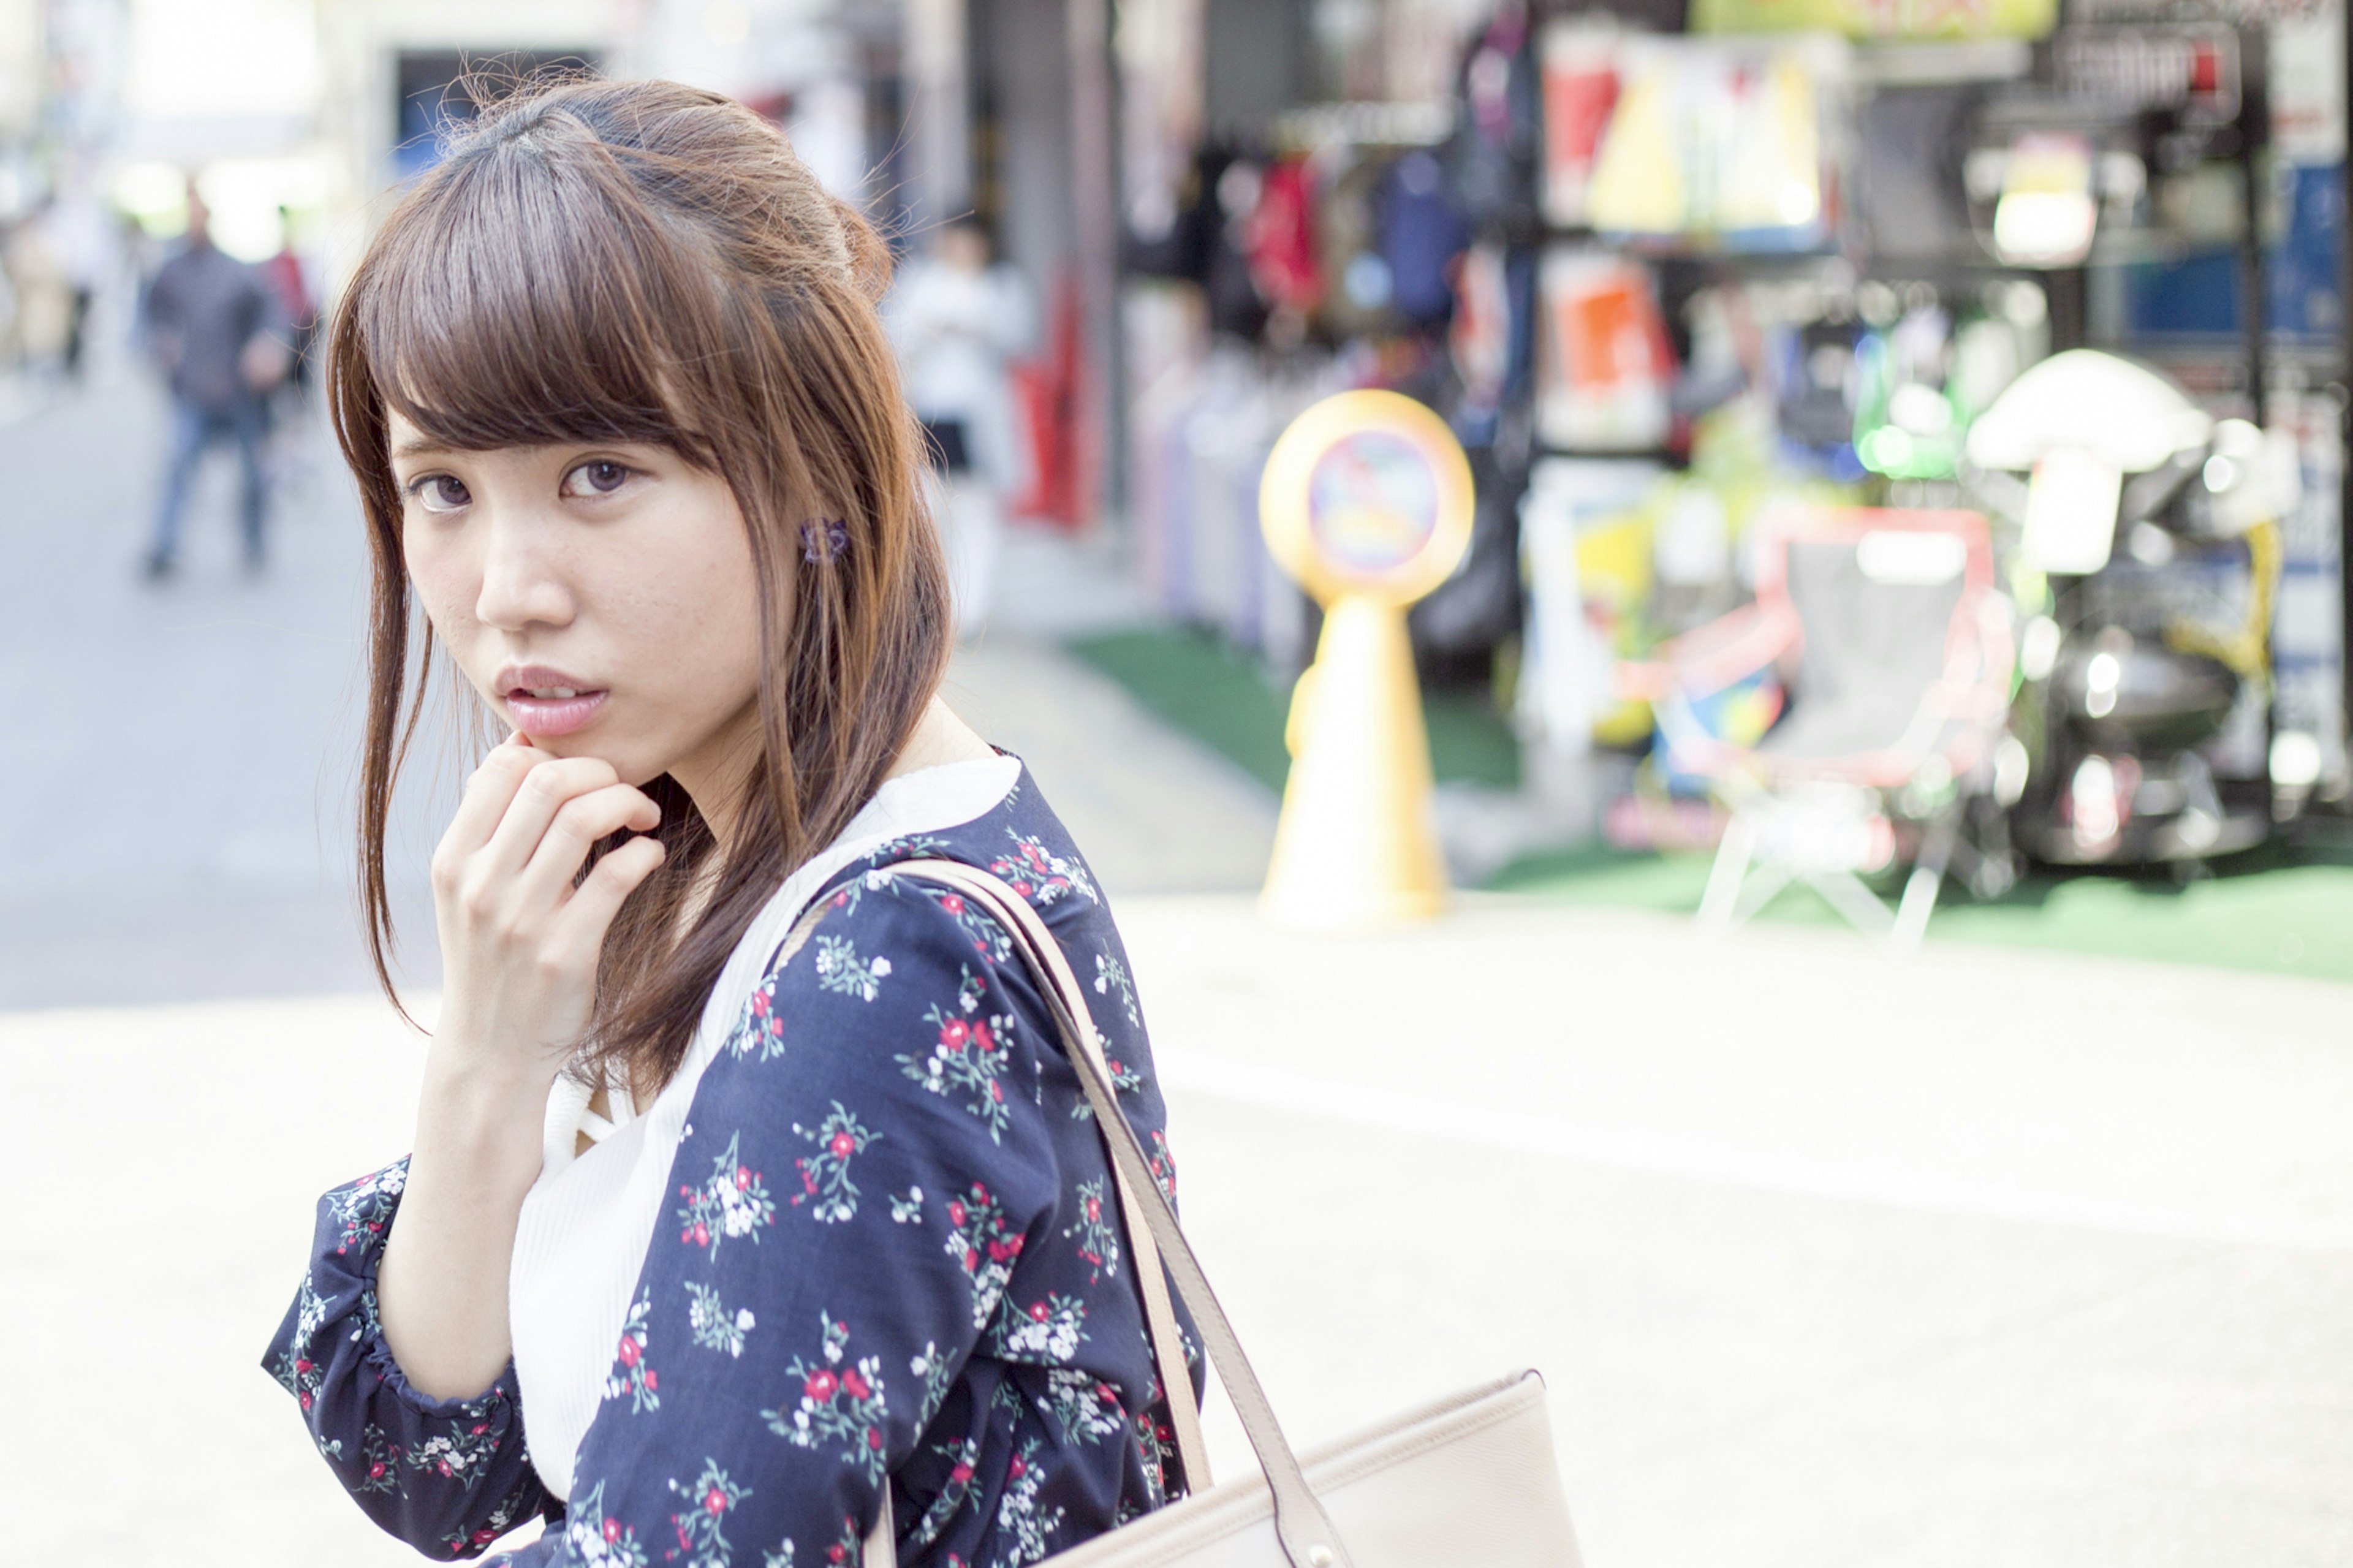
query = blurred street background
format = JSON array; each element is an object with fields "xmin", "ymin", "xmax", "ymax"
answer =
[{"xmin": 4, "ymin": 1, "xmax": 2353, "ymax": 1565}]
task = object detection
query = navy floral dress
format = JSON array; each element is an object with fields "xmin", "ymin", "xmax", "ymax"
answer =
[{"xmin": 265, "ymin": 770, "xmax": 1196, "ymax": 1566}]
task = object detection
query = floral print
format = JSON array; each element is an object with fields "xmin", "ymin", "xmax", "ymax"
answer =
[
  {"xmin": 1059, "ymin": 1180, "xmax": 1120, "ymax": 1284},
  {"xmin": 765, "ymin": 1313, "xmax": 893, "ymax": 1486},
  {"xmin": 685, "ymin": 1281, "xmax": 757, "ymax": 1358},
  {"xmin": 987, "ymin": 1295, "xmax": 1088, "ymax": 1365},
  {"xmin": 1091, "ymin": 954, "xmax": 1140, "ymax": 1030},
  {"xmin": 564, "ymin": 1483, "xmax": 651, "ymax": 1567},
  {"xmin": 813, "ymin": 936, "xmax": 892, "ymax": 1001},
  {"xmin": 272, "ymin": 1274, "xmax": 331, "ymax": 1413},
  {"xmin": 261, "ymin": 1148, "xmax": 545, "ymax": 1558},
  {"xmin": 791, "ymin": 1103, "xmax": 877, "ymax": 1224},
  {"xmin": 991, "ymin": 1439, "xmax": 1066, "ymax": 1566},
  {"xmin": 987, "ymin": 832, "xmax": 1096, "ymax": 907},
  {"xmin": 265, "ymin": 768, "xmax": 1194, "ymax": 1567},
  {"xmin": 666, "ymin": 1458, "xmax": 751, "ymax": 1568},
  {"xmin": 1039, "ymin": 1370, "xmax": 1127, "ymax": 1447},
  {"xmin": 908, "ymin": 1341, "xmax": 957, "ymax": 1427},
  {"xmin": 899, "ymin": 1000, "xmax": 1017, "ymax": 1143},
  {"xmin": 605, "ymin": 1292, "xmax": 659, "ymax": 1414},
  {"xmin": 733, "ymin": 984, "xmax": 789, "ymax": 1064},
  {"xmin": 906, "ymin": 1436, "xmax": 983, "ymax": 1551},
  {"xmin": 940, "ymin": 1181, "xmax": 1024, "ymax": 1328},
  {"xmin": 328, "ymin": 1161, "xmax": 406, "ymax": 1257},
  {"xmin": 678, "ymin": 1134, "xmax": 778, "ymax": 1260}
]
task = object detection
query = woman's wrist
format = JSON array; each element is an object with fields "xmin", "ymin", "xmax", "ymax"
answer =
[{"xmin": 412, "ymin": 1045, "xmax": 553, "ymax": 1192}]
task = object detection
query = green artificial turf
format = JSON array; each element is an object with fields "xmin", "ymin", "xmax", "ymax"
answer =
[
  {"xmin": 1070, "ymin": 625, "xmax": 2353, "ymax": 986},
  {"xmin": 1488, "ymin": 835, "xmax": 2353, "ymax": 984},
  {"xmin": 1067, "ymin": 627, "xmax": 1293, "ymax": 792},
  {"xmin": 1065, "ymin": 626, "xmax": 1519, "ymax": 792}
]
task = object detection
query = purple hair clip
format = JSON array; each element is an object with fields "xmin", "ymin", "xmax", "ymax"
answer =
[{"xmin": 802, "ymin": 517, "xmax": 849, "ymax": 563}]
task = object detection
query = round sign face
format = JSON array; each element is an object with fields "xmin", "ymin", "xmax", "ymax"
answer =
[
  {"xmin": 1259, "ymin": 389, "xmax": 1474, "ymax": 605},
  {"xmin": 1307, "ymin": 431, "xmax": 1441, "ymax": 577}
]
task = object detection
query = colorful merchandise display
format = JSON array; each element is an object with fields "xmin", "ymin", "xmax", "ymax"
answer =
[
  {"xmin": 1689, "ymin": 0, "xmax": 2058, "ymax": 41},
  {"xmin": 1118, "ymin": 0, "xmax": 2351, "ymax": 897},
  {"xmin": 1582, "ymin": 37, "xmax": 1840, "ymax": 249},
  {"xmin": 1536, "ymin": 249, "xmax": 1674, "ymax": 451}
]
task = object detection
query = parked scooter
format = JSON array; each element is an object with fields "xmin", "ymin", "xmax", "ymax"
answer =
[{"xmin": 1964, "ymin": 349, "xmax": 2288, "ymax": 866}]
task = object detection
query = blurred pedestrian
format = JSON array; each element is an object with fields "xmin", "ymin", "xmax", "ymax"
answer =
[
  {"xmin": 2, "ymin": 210, "xmax": 75, "ymax": 381},
  {"xmin": 43, "ymin": 183, "xmax": 117, "ymax": 382},
  {"xmin": 141, "ymin": 184, "xmax": 289, "ymax": 579},
  {"xmin": 885, "ymin": 216, "xmax": 1034, "ymax": 637},
  {"xmin": 259, "ymin": 204, "xmax": 318, "ymax": 399}
]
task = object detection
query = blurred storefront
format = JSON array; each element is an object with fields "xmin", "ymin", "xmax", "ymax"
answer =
[
  {"xmin": 12, "ymin": 3, "xmax": 921, "ymax": 323},
  {"xmin": 1103, "ymin": 0, "xmax": 2353, "ymax": 892},
  {"xmin": 8, "ymin": 0, "xmax": 2350, "ymax": 901}
]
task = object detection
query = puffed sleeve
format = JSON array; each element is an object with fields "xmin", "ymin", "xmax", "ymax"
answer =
[
  {"xmin": 480, "ymin": 877, "xmax": 1066, "ymax": 1568},
  {"xmin": 264, "ymin": 1159, "xmax": 555, "ymax": 1559}
]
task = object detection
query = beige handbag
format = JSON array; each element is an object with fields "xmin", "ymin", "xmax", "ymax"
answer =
[{"xmin": 852, "ymin": 860, "xmax": 1585, "ymax": 1568}]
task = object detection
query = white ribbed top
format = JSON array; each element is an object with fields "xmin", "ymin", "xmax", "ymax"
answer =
[{"xmin": 507, "ymin": 755, "xmax": 1021, "ymax": 1497}]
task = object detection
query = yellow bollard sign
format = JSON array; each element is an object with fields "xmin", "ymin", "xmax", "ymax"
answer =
[{"xmin": 1258, "ymin": 389, "xmax": 1475, "ymax": 930}]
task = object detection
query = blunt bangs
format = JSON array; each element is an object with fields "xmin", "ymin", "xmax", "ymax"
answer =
[{"xmin": 350, "ymin": 132, "xmax": 717, "ymax": 461}]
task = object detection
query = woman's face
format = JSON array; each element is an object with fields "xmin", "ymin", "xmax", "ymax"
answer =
[{"xmin": 388, "ymin": 411, "xmax": 766, "ymax": 795}]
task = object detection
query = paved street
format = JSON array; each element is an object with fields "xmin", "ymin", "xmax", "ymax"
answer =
[
  {"xmin": 0, "ymin": 373, "xmax": 430, "ymax": 1007},
  {"xmin": 3, "ymin": 379, "xmax": 2351, "ymax": 1565}
]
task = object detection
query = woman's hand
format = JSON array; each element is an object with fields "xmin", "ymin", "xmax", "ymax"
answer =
[
  {"xmin": 379, "ymin": 734, "xmax": 665, "ymax": 1401},
  {"xmin": 430, "ymin": 735, "xmax": 665, "ymax": 1084}
]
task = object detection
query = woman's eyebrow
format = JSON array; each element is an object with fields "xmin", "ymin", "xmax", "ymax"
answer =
[{"xmin": 391, "ymin": 436, "xmax": 453, "ymax": 460}]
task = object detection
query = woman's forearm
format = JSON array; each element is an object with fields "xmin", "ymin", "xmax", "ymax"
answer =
[
  {"xmin": 376, "ymin": 1051, "xmax": 551, "ymax": 1401},
  {"xmin": 374, "ymin": 741, "xmax": 668, "ymax": 1403}
]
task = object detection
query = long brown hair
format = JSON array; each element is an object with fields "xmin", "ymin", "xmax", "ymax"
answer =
[{"xmin": 333, "ymin": 75, "xmax": 952, "ymax": 1091}]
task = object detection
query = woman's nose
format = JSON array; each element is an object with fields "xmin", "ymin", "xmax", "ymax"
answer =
[{"xmin": 473, "ymin": 513, "xmax": 575, "ymax": 632}]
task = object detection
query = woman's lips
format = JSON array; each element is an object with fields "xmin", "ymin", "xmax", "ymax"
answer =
[{"xmin": 503, "ymin": 687, "xmax": 610, "ymax": 738}]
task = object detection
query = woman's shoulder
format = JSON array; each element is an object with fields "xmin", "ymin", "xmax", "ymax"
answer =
[
  {"xmin": 833, "ymin": 763, "xmax": 1113, "ymax": 941},
  {"xmin": 713, "ymin": 765, "xmax": 1145, "ymax": 1086},
  {"xmin": 688, "ymin": 768, "xmax": 1121, "ymax": 1210},
  {"xmin": 719, "ymin": 765, "xmax": 1110, "ymax": 1040}
]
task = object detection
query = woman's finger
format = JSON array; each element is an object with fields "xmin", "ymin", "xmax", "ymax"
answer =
[
  {"xmin": 475, "ymin": 756, "xmax": 623, "ymax": 881},
  {"xmin": 515, "ymin": 783, "xmax": 663, "ymax": 907},
  {"xmin": 547, "ymin": 834, "xmax": 668, "ymax": 963},
  {"xmin": 434, "ymin": 735, "xmax": 548, "ymax": 874}
]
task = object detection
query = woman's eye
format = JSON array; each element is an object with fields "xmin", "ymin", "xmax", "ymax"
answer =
[
  {"xmin": 409, "ymin": 475, "xmax": 470, "ymax": 513},
  {"xmin": 562, "ymin": 460, "xmax": 633, "ymax": 498}
]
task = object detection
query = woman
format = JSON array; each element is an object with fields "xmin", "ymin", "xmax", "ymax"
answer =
[{"xmin": 265, "ymin": 78, "xmax": 1192, "ymax": 1567}]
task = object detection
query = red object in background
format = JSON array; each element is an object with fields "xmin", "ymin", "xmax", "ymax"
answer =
[
  {"xmin": 1537, "ymin": 251, "xmax": 1674, "ymax": 451},
  {"xmin": 1244, "ymin": 157, "xmax": 1322, "ymax": 314},
  {"xmin": 739, "ymin": 91, "xmax": 794, "ymax": 126},
  {"xmin": 1010, "ymin": 272, "xmax": 1093, "ymax": 530},
  {"xmin": 1448, "ymin": 246, "xmax": 1511, "ymax": 406},
  {"xmin": 2188, "ymin": 40, "xmax": 2221, "ymax": 96},
  {"xmin": 260, "ymin": 250, "xmax": 313, "ymax": 330},
  {"xmin": 1539, "ymin": 33, "xmax": 1620, "ymax": 226}
]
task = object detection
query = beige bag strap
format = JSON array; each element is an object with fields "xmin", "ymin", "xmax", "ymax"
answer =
[{"xmin": 882, "ymin": 862, "xmax": 1354, "ymax": 1568}]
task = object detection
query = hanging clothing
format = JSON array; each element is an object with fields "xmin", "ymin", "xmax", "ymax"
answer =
[
  {"xmin": 1378, "ymin": 152, "xmax": 1470, "ymax": 328},
  {"xmin": 1243, "ymin": 158, "xmax": 1322, "ymax": 317},
  {"xmin": 264, "ymin": 762, "xmax": 1197, "ymax": 1567}
]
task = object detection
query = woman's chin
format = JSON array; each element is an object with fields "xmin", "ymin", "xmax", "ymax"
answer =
[{"xmin": 518, "ymin": 733, "xmax": 658, "ymax": 786}]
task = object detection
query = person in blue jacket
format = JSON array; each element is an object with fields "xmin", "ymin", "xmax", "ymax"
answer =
[{"xmin": 265, "ymin": 76, "xmax": 1196, "ymax": 1567}]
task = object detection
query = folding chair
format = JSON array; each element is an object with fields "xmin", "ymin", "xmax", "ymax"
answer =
[{"xmin": 1624, "ymin": 507, "xmax": 2015, "ymax": 947}]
